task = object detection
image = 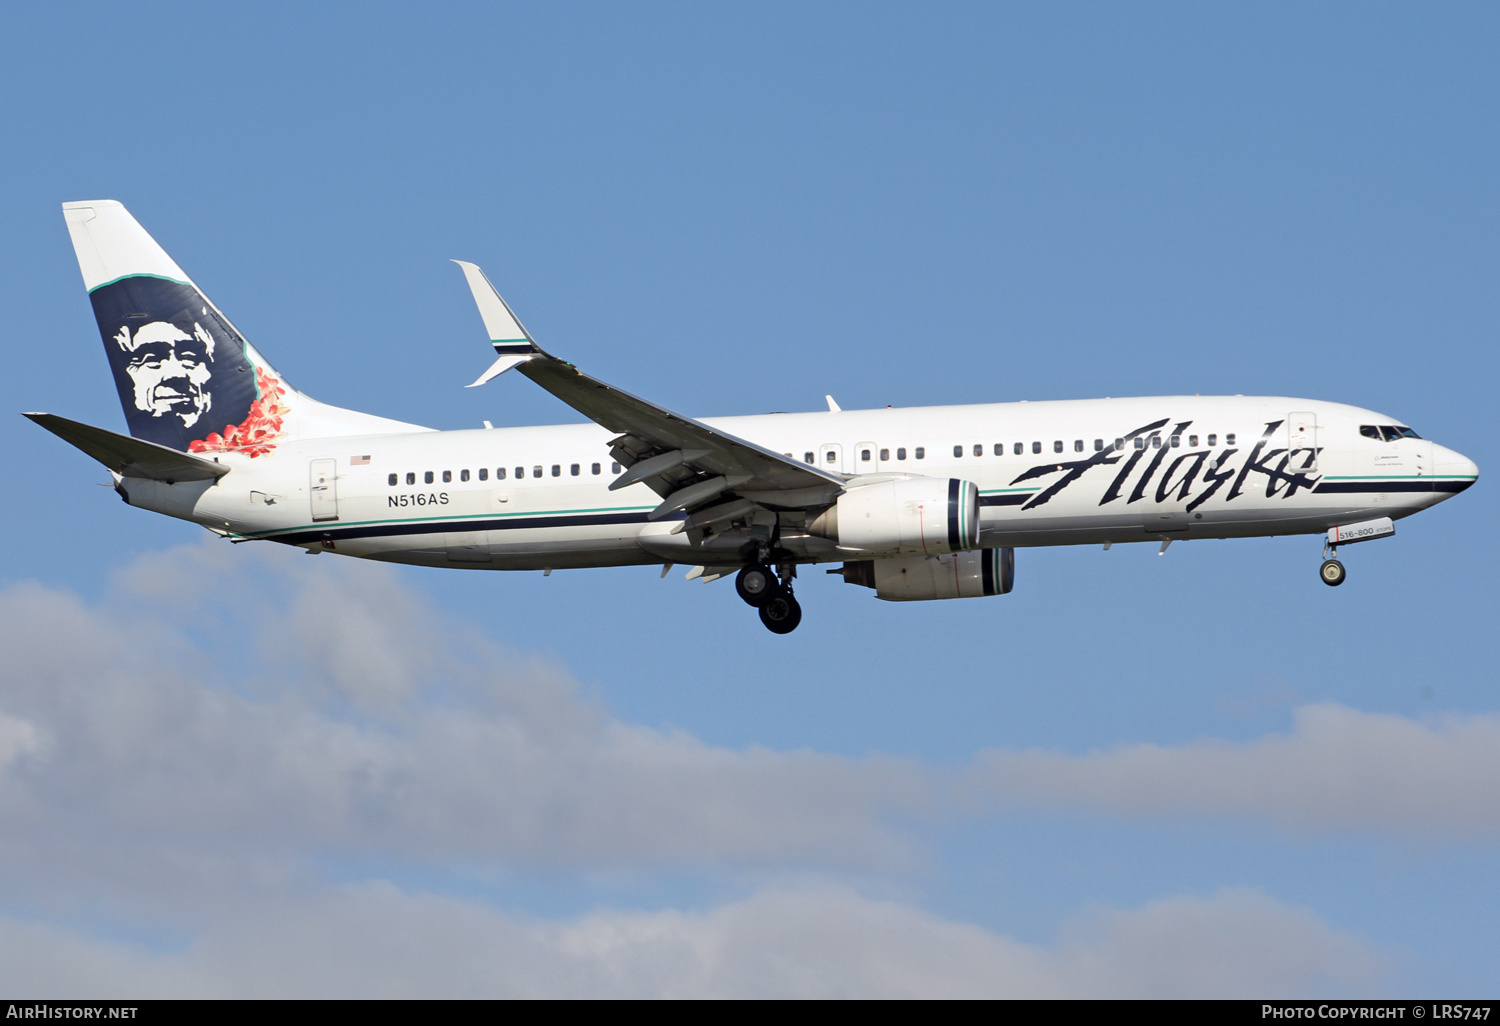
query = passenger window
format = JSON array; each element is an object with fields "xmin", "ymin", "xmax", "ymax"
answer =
[
  {"xmin": 861, "ymin": 449, "xmax": 872, "ymax": 461},
  {"xmin": 1188, "ymin": 435, "xmax": 1198, "ymax": 447},
  {"xmin": 1032, "ymin": 441, "xmax": 1041, "ymax": 454},
  {"xmin": 388, "ymin": 473, "xmax": 398, "ymax": 486},
  {"xmin": 804, "ymin": 452, "xmax": 814, "ymax": 464},
  {"xmin": 1053, "ymin": 440, "xmax": 1063, "ymax": 453},
  {"xmin": 1151, "ymin": 437, "xmax": 1161, "ymax": 449},
  {"xmin": 1170, "ymin": 435, "xmax": 1180, "ymax": 448},
  {"xmin": 514, "ymin": 467, "xmax": 524, "ymax": 479},
  {"xmin": 994, "ymin": 444, "xmax": 1004, "ymax": 456},
  {"xmin": 953, "ymin": 445, "xmax": 963, "ymax": 458},
  {"xmin": 1074, "ymin": 440, "xmax": 1083, "ymax": 452},
  {"xmin": 532, "ymin": 466, "xmax": 542, "ymax": 478},
  {"xmin": 1207, "ymin": 434, "xmax": 1216, "ymax": 446},
  {"xmin": 551, "ymin": 465, "xmax": 561, "ymax": 477},
  {"xmin": 1094, "ymin": 439, "xmax": 1103, "ymax": 452},
  {"xmin": 479, "ymin": 468, "xmax": 488, "ymax": 481},
  {"xmin": 1114, "ymin": 438, "xmax": 1124, "ymax": 451},
  {"xmin": 570, "ymin": 463, "xmax": 580, "ymax": 476},
  {"xmin": 973, "ymin": 444, "xmax": 983, "ymax": 457},
  {"xmin": 915, "ymin": 447, "xmax": 925, "ymax": 459},
  {"xmin": 1014, "ymin": 442, "xmax": 1023, "ymax": 455},
  {"xmin": 443, "ymin": 470, "xmax": 452, "ymax": 483},
  {"xmin": 406, "ymin": 472, "xmax": 415, "ymax": 485},
  {"xmin": 1226, "ymin": 433, "xmax": 1236, "ymax": 446},
  {"xmin": 612, "ymin": 462, "xmax": 622, "ymax": 474},
  {"xmin": 825, "ymin": 451, "xmax": 837, "ymax": 463},
  {"xmin": 496, "ymin": 467, "xmax": 506, "ymax": 480},
  {"xmin": 425, "ymin": 471, "xmax": 434, "ymax": 484},
  {"xmin": 1134, "ymin": 438, "xmax": 1144, "ymax": 450},
  {"xmin": 897, "ymin": 447, "xmax": 907, "ymax": 460},
  {"xmin": 880, "ymin": 448, "xmax": 889, "ymax": 461},
  {"xmin": 461, "ymin": 469, "xmax": 470, "ymax": 482},
  {"xmin": 592, "ymin": 463, "xmax": 601, "ymax": 475}
]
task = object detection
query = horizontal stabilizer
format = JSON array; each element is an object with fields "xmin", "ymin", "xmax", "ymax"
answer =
[{"xmin": 24, "ymin": 413, "xmax": 230, "ymax": 483}]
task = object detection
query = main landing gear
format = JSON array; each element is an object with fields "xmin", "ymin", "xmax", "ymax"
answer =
[
  {"xmin": 736, "ymin": 562, "xmax": 802, "ymax": 634},
  {"xmin": 1320, "ymin": 542, "xmax": 1346, "ymax": 587}
]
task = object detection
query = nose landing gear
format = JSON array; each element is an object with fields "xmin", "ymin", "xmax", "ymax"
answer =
[{"xmin": 738, "ymin": 561, "xmax": 802, "ymax": 633}]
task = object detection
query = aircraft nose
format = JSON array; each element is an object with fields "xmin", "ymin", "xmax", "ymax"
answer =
[{"xmin": 1434, "ymin": 444, "xmax": 1479, "ymax": 492}]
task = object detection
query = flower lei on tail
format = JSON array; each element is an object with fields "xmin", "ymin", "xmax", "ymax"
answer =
[{"xmin": 188, "ymin": 367, "xmax": 289, "ymax": 458}]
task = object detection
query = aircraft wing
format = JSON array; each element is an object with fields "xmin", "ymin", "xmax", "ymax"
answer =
[
  {"xmin": 454, "ymin": 261, "xmax": 845, "ymax": 520},
  {"xmin": 25, "ymin": 412, "xmax": 231, "ymax": 483}
]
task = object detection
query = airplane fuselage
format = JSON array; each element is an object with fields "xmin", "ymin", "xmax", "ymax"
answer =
[{"xmin": 124, "ymin": 394, "xmax": 1476, "ymax": 572}]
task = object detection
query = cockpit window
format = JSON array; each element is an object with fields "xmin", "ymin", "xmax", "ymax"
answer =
[{"xmin": 1363, "ymin": 424, "xmax": 1422, "ymax": 442}]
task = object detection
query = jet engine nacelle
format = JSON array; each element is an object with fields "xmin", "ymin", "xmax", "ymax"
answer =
[
  {"xmin": 833, "ymin": 548, "xmax": 1015, "ymax": 601},
  {"xmin": 808, "ymin": 477, "xmax": 979, "ymax": 556}
]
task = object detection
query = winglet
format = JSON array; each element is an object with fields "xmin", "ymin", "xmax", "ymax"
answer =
[{"xmin": 452, "ymin": 260, "xmax": 546, "ymax": 385}]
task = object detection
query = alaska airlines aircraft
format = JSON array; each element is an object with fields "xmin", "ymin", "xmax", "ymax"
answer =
[{"xmin": 29, "ymin": 201, "xmax": 1479, "ymax": 633}]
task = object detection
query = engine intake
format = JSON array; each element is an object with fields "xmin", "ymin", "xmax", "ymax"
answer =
[{"xmin": 808, "ymin": 477, "xmax": 978, "ymax": 556}]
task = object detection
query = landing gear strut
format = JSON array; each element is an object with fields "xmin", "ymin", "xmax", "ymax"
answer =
[
  {"xmin": 1320, "ymin": 542, "xmax": 1346, "ymax": 587},
  {"xmin": 741, "ymin": 561, "xmax": 802, "ymax": 633}
]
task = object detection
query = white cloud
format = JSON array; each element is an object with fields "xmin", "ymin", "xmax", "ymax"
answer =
[
  {"xmin": 972, "ymin": 703, "xmax": 1500, "ymax": 836},
  {"xmin": 0, "ymin": 884, "xmax": 1380, "ymax": 998},
  {"xmin": 0, "ymin": 542, "xmax": 929, "ymax": 906},
  {"xmin": 0, "ymin": 541, "xmax": 1420, "ymax": 996}
]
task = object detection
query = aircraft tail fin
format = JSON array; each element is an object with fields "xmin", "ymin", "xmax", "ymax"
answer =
[{"xmin": 61, "ymin": 201, "xmax": 425, "ymax": 456}]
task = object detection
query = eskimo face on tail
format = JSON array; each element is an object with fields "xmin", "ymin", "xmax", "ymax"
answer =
[
  {"xmin": 89, "ymin": 275, "xmax": 281, "ymax": 454},
  {"xmin": 113, "ymin": 319, "xmax": 215, "ymax": 427}
]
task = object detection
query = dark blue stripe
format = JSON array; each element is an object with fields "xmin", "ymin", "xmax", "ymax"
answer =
[
  {"xmin": 269, "ymin": 510, "xmax": 659, "ymax": 546},
  {"xmin": 491, "ymin": 343, "xmax": 537, "ymax": 354},
  {"xmin": 1315, "ymin": 480, "xmax": 1474, "ymax": 494},
  {"xmin": 947, "ymin": 479, "xmax": 961, "ymax": 549},
  {"xmin": 980, "ymin": 494, "xmax": 1034, "ymax": 507}
]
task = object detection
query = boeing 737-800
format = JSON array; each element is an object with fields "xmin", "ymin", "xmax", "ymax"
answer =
[{"xmin": 28, "ymin": 201, "xmax": 1478, "ymax": 633}]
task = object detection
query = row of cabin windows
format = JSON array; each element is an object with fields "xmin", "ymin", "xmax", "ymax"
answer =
[
  {"xmin": 948, "ymin": 434, "xmax": 1234, "ymax": 456},
  {"xmin": 805, "ymin": 447, "xmax": 928, "ymax": 465},
  {"xmin": 801, "ymin": 435, "xmax": 1238, "ymax": 467},
  {"xmin": 388, "ymin": 462, "xmax": 624, "ymax": 486}
]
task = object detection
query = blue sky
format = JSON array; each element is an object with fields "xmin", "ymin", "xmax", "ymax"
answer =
[{"xmin": 1, "ymin": 1, "xmax": 1497, "ymax": 996}]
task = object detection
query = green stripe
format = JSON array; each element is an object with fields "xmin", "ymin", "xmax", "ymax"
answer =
[
  {"xmin": 87, "ymin": 272, "xmax": 191, "ymax": 294},
  {"xmin": 979, "ymin": 487, "xmax": 1037, "ymax": 494},
  {"xmin": 1324, "ymin": 475, "xmax": 1477, "ymax": 481},
  {"xmin": 238, "ymin": 503, "xmax": 656, "ymax": 540}
]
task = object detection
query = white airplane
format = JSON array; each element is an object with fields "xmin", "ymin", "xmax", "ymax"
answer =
[{"xmin": 29, "ymin": 200, "xmax": 1479, "ymax": 633}]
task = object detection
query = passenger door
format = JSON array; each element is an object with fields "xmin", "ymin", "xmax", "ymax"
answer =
[
  {"xmin": 1287, "ymin": 412, "xmax": 1318, "ymax": 473},
  {"xmin": 309, "ymin": 459, "xmax": 339, "ymax": 522},
  {"xmin": 853, "ymin": 440, "xmax": 880, "ymax": 475}
]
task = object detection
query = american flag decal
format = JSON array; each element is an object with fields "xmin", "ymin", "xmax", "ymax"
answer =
[{"xmin": 350, "ymin": 455, "xmax": 371, "ymax": 465}]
